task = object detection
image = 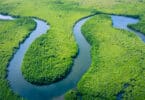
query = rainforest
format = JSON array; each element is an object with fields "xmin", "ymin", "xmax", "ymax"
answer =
[{"xmin": 0, "ymin": 0, "xmax": 145, "ymax": 100}]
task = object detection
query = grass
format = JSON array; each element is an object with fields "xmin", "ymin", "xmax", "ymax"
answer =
[
  {"xmin": 0, "ymin": 0, "xmax": 145, "ymax": 99},
  {"xmin": 0, "ymin": 17, "xmax": 35, "ymax": 100},
  {"xmin": 21, "ymin": 32, "xmax": 76, "ymax": 85},
  {"xmin": 128, "ymin": 16, "xmax": 145, "ymax": 35},
  {"xmin": 19, "ymin": 2, "xmax": 90, "ymax": 85},
  {"xmin": 0, "ymin": 0, "xmax": 92, "ymax": 98},
  {"xmin": 65, "ymin": 14, "xmax": 145, "ymax": 100}
]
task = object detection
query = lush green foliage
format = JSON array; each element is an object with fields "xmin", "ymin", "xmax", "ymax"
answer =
[
  {"xmin": 0, "ymin": 0, "xmax": 145, "ymax": 99},
  {"xmin": 19, "ymin": 2, "xmax": 91, "ymax": 85},
  {"xmin": 0, "ymin": 0, "xmax": 91, "ymax": 98},
  {"xmin": 0, "ymin": 18, "xmax": 35, "ymax": 100},
  {"xmin": 21, "ymin": 33, "xmax": 76, "ymax": 85},
  {"xmin": 128, "ymin": 16, "xmax": 145, "ymax": 35},
  {"xmin": 66, "ymin": 14, "xmax": 145, "ymax": 100},
  {"xmin": 65, "ymin": 90, "xmax": 78, "ymax": 100}
]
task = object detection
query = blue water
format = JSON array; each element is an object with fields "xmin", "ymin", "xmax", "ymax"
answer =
[
  {"xmin": 111, "ymin": 15, "xmax": 145, "ymax": 100},
  {"xmin": 0, "ymin": 14, "xmax": 14, "ymax": 20},
  {"xmin": 1, "ymin": 14, "xmax": 144, "ymax": 100},
  {"xmin": 112, "ymin": 15, "xmax": 145, "ymax": 42},
  {"xmin": 0, "ymin": 14, "xmax": 91, "ymax": 100}
]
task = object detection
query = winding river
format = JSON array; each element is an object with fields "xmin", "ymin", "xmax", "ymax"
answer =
[
  {"xmin": 111, "ymin": 15, "xmax": 145, "ymax": 100},
  {"xmin": 0, "ymin": 14, "xmax": 91, "ymax": 100},
  {"xmin": 111, "ymin": 15, "xmax": 145, "ymax": 42},
  {"xmin": 0, "ymin": 14, "xmax": 145, "ymax": 100}
]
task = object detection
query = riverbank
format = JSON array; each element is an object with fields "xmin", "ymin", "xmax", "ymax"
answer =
[
  {"xmin": 0, "ymin": 0, "xmax": 145, "ymax": 99},
  {"xmin": 0, "ymin": 15, "xmax": 36, "ymax": 100},
  {"xmin": 4, "ymin": 13, "xmax": 91, "ymax": 100},
  {"xmin": 65, "ymin": 14, "xmax": 145, "ymax": 100}
]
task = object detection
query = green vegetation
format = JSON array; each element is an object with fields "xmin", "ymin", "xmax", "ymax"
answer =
[
  {"xmin": 0, "ymin": 0, "xmax": 91, "ymax": 85},
  {"xmin": 128, "ymin": 16, "xmax": 145, "ymax": 35},
  {"xmin": 0, "ymin": 0, "xmax": 145, "ymax": 99},
  {"xmin": 65, "ymin": 90, "xmax": 79, "ymax": 100},
  {"xmin": 20, "ymin": 3, "xmax": 90, "ymax": 85},
  {"xmin": 0, "ymin": 17, "xmax": 35, "ymax": 99},
  {"xmin": 21, "ymin": 33, "xmax": 76, "ymax": 85},
  {"xmin": 65, "ymin": 14, "xmax": 145, "ymax": 100}
]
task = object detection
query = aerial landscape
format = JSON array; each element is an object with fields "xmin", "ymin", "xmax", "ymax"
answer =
[{"xmin": 0, "ymin": 0, "xmax": 145, "ymax": 100}]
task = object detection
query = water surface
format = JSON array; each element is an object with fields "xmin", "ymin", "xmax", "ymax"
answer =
[
  {"xmin": 0, "ymin": 14, "xmax": 14, "ymax": 20},
  {"xmin": 112, "ymin": 15, "xmax": 145, "ymax": 42},
  {"xmin": 2, "ymin": 14, "xmax": 144, "ymax": 100},
  {"xmin": 111, "ymin": 15, "xmax": 145, "ymax": 100},
  {"xmin": 1, "ymin": 14, "xmax": 91, "ymax": 100}
]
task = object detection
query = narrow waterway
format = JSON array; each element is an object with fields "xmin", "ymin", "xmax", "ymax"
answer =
[
  {"xmin": 1, "ymin": 14, "xmax": 91, "ymax": 100},
  {"xmin": 1, "ymin": 14, "xmax": 145, "ymax": 100},
  {"xmin": 111, "ymin": 15, "xmax": 145, "ymax": 100},
  {"xmin": 111, "ymin": 15, "xmax": 145, "ymax": 42}
]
